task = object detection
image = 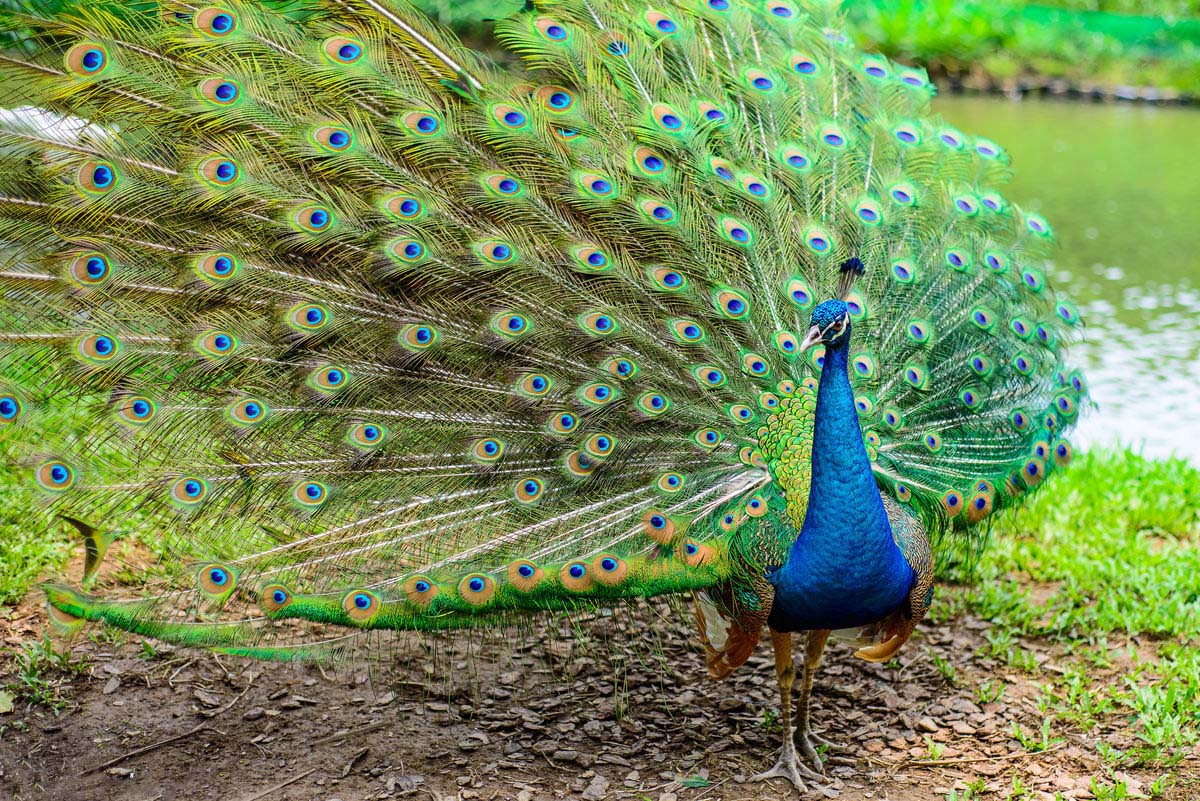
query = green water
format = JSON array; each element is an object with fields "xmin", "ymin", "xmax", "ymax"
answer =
[{"xmin": 936, "ymin": 96, "xmax": 1200, "ymax": 461}]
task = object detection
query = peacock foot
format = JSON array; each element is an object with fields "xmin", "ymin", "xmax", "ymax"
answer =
[
  {"xmin": 794, "ymin": 726, "xmax": 855, "ymax": 775},
  {"xmin": 751, "ymin": 736, "xmax": 826, "ymax": 793}
]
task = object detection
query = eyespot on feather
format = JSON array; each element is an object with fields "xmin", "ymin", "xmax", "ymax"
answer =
[
  {"xmin": 342, "ymin": 590, "xmax": 380, "ymax": 623},
  {"xmin": 77, "ymin": 161, "xmax": 118, "ymax": 194},
  {"xmin": 641, "ymin": 509, "xmax": 677, "ymax": 544},
  {"xmin": 476, "ymin": 240, "xmax": 516, "ymax": 265},
  {"xmin": 472, "ymin": 438, "xmax": 505, "ymax": 462},
  {"xmin": 323, "ymin": 36, "xmax": 365, "ymax": 64},
  {"xmin": 170, "ymin": 477, "xmax": 208, "ymax": 506},
  {"xmin": 197, "ymin": 563, "xmax": 236, "ymax": 597},
  {"xmin": 292, "ymin": 481, "xmax": 328, "ymax": 508},
  {"xmin": 36, "ymin": 461, "xmax": 76, "ymax": 492},
  {"xmin": 258, "ymin": 584, "xmax": 292, "ymax": 614},
  {"xmin": 744, "ymin": 69, "xmax": 777, "ymax": 93},
  {"xmin": 657, "ymin": 472, "xmax": 685, "ymax": 493},
  {"xmin": 404, "ymin": 575, "xmax": 438, "ymax": 606},
  {"xmin": 68, "ymin": 252, "xmax": 112, "ymax": 286},
  {"xmin": 774, "ymin": 331, "xmax": 800, "ymax": 356},
  {"xmin": 65, "ymin": 43, "xmax": 109, "ymax": 76},
  {"xmin": 651, "ymin": 103, "xmax": 686, "ymax": 133},
  {"xmin": 720, "ymin": 217, "xmax": 754, "ymax": 246},
  {"xmin": 728, "ymin": 404, "xmax": 755, "ymax": 423},
  {"xmin": 592, "ymin": 555, "xmax": 628, "ymax": 585},
  {"xmin": 348, "ymin": 422, "xmax": 387, "ymax": 448},
  {"xmin": 650, "ymin": 266, "xmax": 687, "ymax": 292},
  {"xmin": 228, "ymin": 397, "xmax": 267, "ymax": 427},
  {"xmin": 194, "ymin": 7, "xmax": 237, "ymax": 37},
  {"xmin": 484, "ymin": 173, "xmax": 524, "ymax": 198},
  {"xmin": 195, "ymin": 330, "xmax": 239, "ymax": 359},
  {"xmin": 311, "ymin": 125, "xmax": 353, "ymax": 152},
  {"xmin": 547, "ymin": 411, "xmax": 578, "ymax": 434},
  {"xmin": 491, "ymin": 103, "xmax": 529, "ymax": 131},
  {"xmin": 565, "ymin": 449, "xmax": 595, "ymax": 477},
  {"xmin": 636, "ymin": 391, "xmax": 670, "ymax": 417},
  {"xmin": 195, "ymin": 252, "xmax": 239, "ymax": 282},
  {"xmin": 741, "ymin": 353, "xmax": 769, "ymax": 377},
  {"xmin": 632, "ymin": 145, "xmax": 668, "ymax": 178},
  {"xmin": 579, "ymin": 311, "xmax": 619, "ymax": 337},
  {"xmin": 745, "ymin": 494, "xmax": 767, "ymax": 518},
  {"xmin": 670, "ymin": 318, "xmax": 707, "ymax": 344},
  {"xmin": 692, "ymin": 365, "xmax": 726, "ymax": 389},
  {"xmin": 292, "ymin": 205, "xmax": 334, "ymax": 233},
  {"xmin": 198, "ymin": 154, "xmax": 240, "ymax": 185},
  {"xmin": 515, "ymin": 477, "xmax": 544, "ymax": 503},
  {"xmin": 382, "ymin": 194, "xmax": 424, "ymax": 220},
  {"xmin": 645, "ymin": 10, "xmax": 678, "ymax": 34},
  {"xmin": 288, "ymin": 304, "xmax": 329, "ymax": 331},
  {"xmin": 680, "ymin": 539, "xmax": 715, "ymax": 568},
  {"xmin": 535, "ymin": 85, "xmax": 575, "ymax": 113},
  {"xmin": 198, "ymin": 77, "xmax": 241, "ymax": 105},
  {"xmin": 400, "ymin": 110, "xmax": 442, "ymax": 137},
  {"xmin": 0, "ymin": 393, "xmax": 22, "ymax": 425},
  {"xmin": 309, "ymin": 365, "xmax": 349, "ymax": 392},
  {"xmin": 941, "ymin": 490, "xmax": 964, "ymax": 517},
  {"xmin": 507, "ymin": 560, "xmax": 545, "ymax": 591},
  {"xmin": 492, "ymin": 312, "xmax": 530, "ymax": 338},
  {"xmin": 638, "ymin": 198, "xmax": 676, "ymax": 224},
  {"xmin": 77, "ymin": 333, "xmax": 119, "ymax": 363},
  {"xmin": 398, "ymin": 323, "xmax": 438, "ymax": 351},
  {"xmin": 517, "ymin": 372, "xmax": 552, "ymax": 396},
  {"xmin": 583, "ymin": 433, "xmax": 616, "ymax": 460},
  {"xmin": 604, "ymin": 357, "xmax": 638, "ymax": 380},
  {"xmin": 790, "ymin": 53, "xmax": 820, "ymax": 75},
  {"xmin": 579, "ymin": 382, "xmax": 617, "ymax": 406},
  {"xmin": 458, "ymin": 573, "xmax": 496, "ymax": 605},
  {"xmin": 388, "ymin": 238, "xmax": 427, "ymax": 264},
  {"xmin": 559, "ymin": 561, "xmax": 593, "ymax": 591},
  {"xmin": 804, "ymin": 226, "xmax": 834, "ymax": 254},
  {"xmin": 598, "ymin": 31, "xmax": 631, "ymax": 58},
  {"xmin": 570, "ymin": 245, "xmax": 612, "ymax": 272},
  {"xmin": 534, "ymin": 17, "xmax": 570, "ymax": 42},
  {"xmin": 696, "ymin": 101, "xmax": 727, "ymax": 125},
  {"xmin": 693, "ymin": 427, "xmax": 722, "ymax": 449}
]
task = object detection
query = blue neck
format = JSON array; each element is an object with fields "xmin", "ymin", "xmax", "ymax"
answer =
[{"xmin": 768, "ymin": 334, "xmax": 912, "ymax": 631}]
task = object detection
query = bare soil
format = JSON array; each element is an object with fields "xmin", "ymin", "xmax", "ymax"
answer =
[{"xmin": 1, "ymin": 589, "xmax": 1197, "ymax": 801}]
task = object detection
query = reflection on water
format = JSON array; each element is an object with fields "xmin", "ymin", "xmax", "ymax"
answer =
[{"xmin": 936, "ymin": 96, "xmax": 1200, "ymax": 462}]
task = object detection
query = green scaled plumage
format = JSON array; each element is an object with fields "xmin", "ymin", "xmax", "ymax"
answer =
[{"xmin": 0, "ymin": 0, "xmax": 1084, "ymax": 663}]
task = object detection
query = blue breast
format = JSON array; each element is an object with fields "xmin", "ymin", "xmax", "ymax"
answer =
[{"xmin": 767, "ymin": 336, "xmax": 913, "ymax": 632}]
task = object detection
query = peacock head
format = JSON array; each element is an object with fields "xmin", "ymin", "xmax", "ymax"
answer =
[
  {"xmin": 801, "ymin": 257, "xmax": 865, "ymax": 351},
  {"xmin": 801, "ymin": 299, "xmax": 851, "ymax": 350}
]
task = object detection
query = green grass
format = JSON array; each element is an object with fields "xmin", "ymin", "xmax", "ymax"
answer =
[{"xmin": 935, "ymin": 449, "xmax": 1200, "ymax": 772}]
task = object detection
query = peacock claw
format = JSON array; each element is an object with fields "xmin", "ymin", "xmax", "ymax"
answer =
[
  {"xmin": 751, "ymin": 737, "xmax": 826, "ymax": 793},
  {"xmin": 795, "ymin": 727, "xmax": 848, "ymax": 773}
]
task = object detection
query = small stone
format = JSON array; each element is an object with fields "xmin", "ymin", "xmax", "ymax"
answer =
[
  {"xmin": 581, "ymin": 774, "xmax": 610, "ymax": 801},
  {"xmin": 279, "ymin": 699, "xmax": 303, "ymax": 710},
  {"xmin": 552, "ymin": 749, "xmax": 579, "ymax": 762},
  {"xmin": 102, "ymin": 676, "xmax": 121, "ymax": 695},
  {"xmin": 916, "ymin": 717, "xmax": 939, "ymax": 733},
  {"xmin": 243, "ymin": 707, "xmax": 266, "ymax": 722},
  {"xmin": 952, "ymin": 721, "xmax": 975, "ymax": 736}
]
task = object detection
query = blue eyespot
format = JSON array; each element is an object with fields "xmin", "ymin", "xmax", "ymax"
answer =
[
  {"xmin": 546, "ymin": 25, "xmax": 566, "ymax": 39},
  {"xmin": 416, "ymin": 116, "xmax": 439, "ymax": 133},
  {"xmin": 600, "ymin": 557, "xmax": 618, "ymax": 571},
  {"xmin": 549, "ymin": 92, "xmax": 571, "ymax": 109},
  {"xmin": 309, "ymin": 209, "xmax": 329, "ymax": 228},
  {"xmin": 184, "ymin": 480, "xmax": 203, "ymax": 497},
  {"xmin": 518, "ymin": 563, "xmax": 535, "ymax": 577},
  {"xmin": 643, "ymin": 155, "xmax": 664, "ymax": 172},
  {"xmin": 272, "ymin": 589, "xmax": 288, "ymax": 604},
  {"xmin": 0, "ymin": 397, "xmax": 19, "ymax": 420},
  {"xmin": 709, "ymin": 0, "xmax": 729, "ymax": 9},
  {"xmin": 657, "ymin": 19, "xmax": 676, "ymax": 32},
  {"xmin": 91, "ymin": 165, "xmax": 113, "ymax": 188},
  {"xmin": 81, "ymin": 49, "xmax": 104, "ymax": 71},
  {"xmin": 354, "ymin": 593, "xmax": 371, "ymax": 609},
  {"xmin": 468, "ymin": 577, "xmax": 485, "ymax": 592},
  {"xmin": 214, "ymin": 81, "xmax": 237, "ymax": 102},
  {"xmin": 339, "ymin": 43, "xmax": 361, "ymax": 61},
  {"xmin": 503, "ymin": 111, "xmax": 525, "ymax": 126},
  {"xmin": 213, "ymin": 256, "xmax": 234, "ymax": 275},
  {"xmin": 414, "ymin": 580, "xmax": 431, "ymax": 593},
  {"xmin": 705, "ymin": 108, "xmax": 725, "ymax": 121},
  {"xmin": 569, "ymin": 563, "xmax": 586, "ymax": 578},
  {"xmin": 685, "ymin": 542, "xmax": 698, "ymax": 555},
  {"xmin": 726, "ymin": 298, "xmax": 744, "ymax": 313},
  {"xmin": 594, "ymin": 385, "xmax": 610, "ymax": 399},
  {"xmin": 209, "ymin": 567, "xmax": 228, "ymax": 586},
  {"xmin": 752, "ymin": 77, "xmax": 773, "ymax": 90},
  {"xmin": 663, "ymin": 271, "xmax": 682, "ymax": 287}
]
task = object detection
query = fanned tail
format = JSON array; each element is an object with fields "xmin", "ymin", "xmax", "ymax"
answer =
[{"xmin": 1, "ymin": 0, "xmax": 1084, "ymax": 659}]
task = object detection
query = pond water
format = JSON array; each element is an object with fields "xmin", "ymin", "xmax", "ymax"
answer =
[{"xmin": 936, "ymin": 96, "xmax": 1200, "ymax": 463}]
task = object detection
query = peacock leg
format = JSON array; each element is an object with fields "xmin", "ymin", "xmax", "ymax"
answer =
[
  {"xmin": 752, "ymin": 628, "xmax": 826, "ymax": 791},
  {"xmin": 794, "ymin": 628, "xmax": 847, "ymax": 772}
]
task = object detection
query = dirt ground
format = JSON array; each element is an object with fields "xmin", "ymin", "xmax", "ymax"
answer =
[{"xmin": 1, "ymin": 590, "xmax": 1197, "ymax": 801}]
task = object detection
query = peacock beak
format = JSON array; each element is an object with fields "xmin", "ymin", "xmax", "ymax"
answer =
[{"xmin": 800, "ymin": 325, "xmax": 823, "ymax": 352}]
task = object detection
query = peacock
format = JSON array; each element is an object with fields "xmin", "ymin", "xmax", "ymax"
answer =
[{"xmin": 0, "ymin": 0, "xmax": 1086, "ymax": 791}]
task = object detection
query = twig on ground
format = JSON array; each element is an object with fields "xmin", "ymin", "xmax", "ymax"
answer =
[
  {"xmin": 234, "ymin": 768, "xmax": 316, "ymax": 801},
  {"xmin": 80, "ymin": 683, "xmax": 252, "ymax": 775}
]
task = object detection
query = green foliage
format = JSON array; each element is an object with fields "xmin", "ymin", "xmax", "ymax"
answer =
[
  {"xmin": 842, "ymin": 0, "xmax": 1200, "ymax": 94},
  {"xmin": 5, "ymin": 636, "xmax": 89, "ymax": 711}
]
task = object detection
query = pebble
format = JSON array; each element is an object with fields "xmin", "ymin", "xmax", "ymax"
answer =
[
  {"xmin": 242, "ymin": 707, "xmax": 265, "ymax": 721},
  {"xmin": 916, "ymin": 717, "xmax": 939, "ymax": 733}
]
